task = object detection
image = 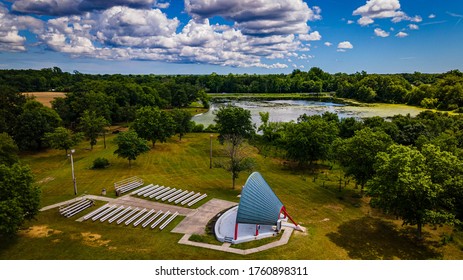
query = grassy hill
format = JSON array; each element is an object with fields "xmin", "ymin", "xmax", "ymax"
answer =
[{"xmin": 1, "ymin": 133, "xmax": 462, "ymax": 259}]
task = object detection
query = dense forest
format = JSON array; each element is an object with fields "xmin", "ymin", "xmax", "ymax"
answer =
[{"xmin": 1, "ymin": 67, "xmax": 463, "ymax": 111}]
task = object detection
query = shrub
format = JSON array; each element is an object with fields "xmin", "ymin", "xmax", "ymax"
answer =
[{"xmin": 92, "ymin": 157, "xmax": 110, "ymax": 169}]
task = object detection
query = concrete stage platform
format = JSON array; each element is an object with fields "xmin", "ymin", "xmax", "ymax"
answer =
[{"xmin": 215, "ymin": 206, "xmax": 282, "ymax": 244}]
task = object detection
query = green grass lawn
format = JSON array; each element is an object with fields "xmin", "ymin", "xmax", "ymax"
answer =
[{"xmin": 2, "ymin": 133, "xmax": 463, "ymax": 259}]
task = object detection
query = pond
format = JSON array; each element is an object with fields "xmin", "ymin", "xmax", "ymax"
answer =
[{"xmin": 191, "ymin": 99, "xmax": 426, "ymax": 128}]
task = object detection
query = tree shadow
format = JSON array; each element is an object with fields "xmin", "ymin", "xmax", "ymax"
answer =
[{"xmin": 326, "ymin": 217, "xmax": 442, "ymax": 259}]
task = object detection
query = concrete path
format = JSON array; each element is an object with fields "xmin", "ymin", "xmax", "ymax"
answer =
[
  {"xmin": 178, "ymin": 227, "xmax": 294, "ymax": 255},
  {"xmin": 172, "ymin": 198, "xmax": 237, "ymax": 235}
]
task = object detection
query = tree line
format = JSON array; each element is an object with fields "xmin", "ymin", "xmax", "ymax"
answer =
[
  {"xmin": 254, "ymin": 110, "xmax": 463, "ymax": 239},
  {"xmin": 2, "ymin": 67, "xmax": 463, "ymax": 111}
]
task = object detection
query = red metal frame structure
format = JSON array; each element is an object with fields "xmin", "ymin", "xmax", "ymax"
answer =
[{"xmin": 234, "ymin": 206, "xmax": 298, "ymax": 240}]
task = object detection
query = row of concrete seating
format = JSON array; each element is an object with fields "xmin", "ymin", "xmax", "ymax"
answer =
[
  {"xmin": 81, "ymin": 204, "xmax": 179, "ymax": 230},
  {"xmin": 132, "ymin": 184, "xmax": 207, "ymax": 207},
  {"xmin": 60, "ymin": 198, "xmax": 94, "ymax": 218}
]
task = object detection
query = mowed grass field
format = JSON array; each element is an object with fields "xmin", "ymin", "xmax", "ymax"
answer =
[
  {"xmin": 1, "ymin": 133, "xmax": 463, "ymax": 259},
  {"xmin": 23, "ymin": 92, "xmax": 66, "ymax": 107}
]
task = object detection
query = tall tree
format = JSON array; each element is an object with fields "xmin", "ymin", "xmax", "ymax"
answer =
[
  {"xmin": 0, "ymin": 164, "xmax": 41, "ymax": 236},
  {"xmin": 44, "ymin": 127, "xmax": 83, "ymax": 155},
  {"xmin": 368, "ymin": 144, "xmax": 460, "ymax": 239},
  {"xmin": 0, "ymin": 85, "xmax": 26, "ymax": 135},
  {"xmin": 214, "ymin": 106, "xmax": 255, "ymax": 189},
  {"xmin": 79, "ymin": 110, "xmax": 109, "ymax": 150},
  {"xmin": 113, "ymin": 131, "xmax": 150, "ymax": 167},
  {"xmin": 13, "ymin": 100, "xmax": 61, "ymax": 150},
  {"xmin": 283, "ymin": 115, "xmax": 339, "ymax": 166},
  {"xmin": 132, "ymin": 106, "xmax": 175, "ymax": 147},
  {"xmin": 0, "ymin": 133, "xmax": 19, "ymax": 166},
  {"xmin": 334, "ymin": 128, "xmax": 392, "ymax": 192},
  {"xmin": 170, "ymin": 109, "xmax": 192, "ymax": 141}
]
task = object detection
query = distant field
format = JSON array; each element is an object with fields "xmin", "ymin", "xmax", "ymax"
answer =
[{"xmin": 23, "ymin": 92, "xmax": 66, "ymax": 107}]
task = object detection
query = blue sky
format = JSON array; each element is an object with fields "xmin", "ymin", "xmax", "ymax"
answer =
[{"xmin": 0, "ymin": 0, "xmax": 462, "ymax": 74}]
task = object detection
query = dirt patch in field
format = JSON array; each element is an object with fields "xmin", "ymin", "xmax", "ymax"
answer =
[
  {"xmin": 19, "ymin": 225, "xmax": 62, "ymax": 238},
  {"xmin": 323, "ymin": 204, "xmax": 344, "ymax": 212},
  {"xmin": 80, "ymin": 232, "xmax": 111, "ymax": 247},
  {"xmin": 23, "ymin": 92, "xmax": 66, "ymax": 108},
  {"xmin": 38, "ymin": 177, "xmax": 55, "ymax": 184}
]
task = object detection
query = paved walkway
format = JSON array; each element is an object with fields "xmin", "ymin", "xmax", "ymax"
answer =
[
  {"xmin": 172, "ymin": 198, "xmax": 237, "ymax": 235},
  {"xmin": 178, "ymin": 227, "xmax": 294, "ymax": 255}
]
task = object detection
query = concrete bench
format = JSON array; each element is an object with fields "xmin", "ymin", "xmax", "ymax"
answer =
[
  {"xmin": 162, "ymin": 189, "xmax": 183, "ymax": 201},
  {"xmin": 64, "ymin": 200, "xmax": 94, "ymax": 217},
  {"xmin": 92, "ymin": 205, "xmax": 117, "ymax": 221},
  {"xmin": 168, "ymin": 190, "xmax": 189, "ymax": 203},
  {"xmin": 83, "ymin": 204, "xmax": 109, "ymax": 221},
  {"xmin": 60, "ymin": 199, "xmax": 88, "ymax": 214},
  {"xmin": 108, "ymin": 206, "xmax": 132, "ymax": 223},
  {"xmin": 159, "ymin": 212, "xmax": 179, "ymax": 230},
  {"xmin": 148, "ymin": 187, "xmax": 171, "ymax": 199},
  {"xmin": 137, "ymin": 185, "xmax": 159, "ymax": 196},
  {"xmin": 155, "ymin": 188, "xmax": 177, "ymax": 200},
  {"xmin": 174, "ymin": 191, "xmax": 195, "ymax": 204},
  {"xmin": 150, "ymin": 211, "xmax": 171, "ymax": 229},
  {"xmin": 133, "ymin": 209, "xmax": 155, "ymax": 227},
  {"xmin": 143, "ymin": 210, "xmax": 163, "ymax": 228},
  {"xmin": 187, "ymin": 194, "xmax": 208, "ymax": 207},
  {"xmin": 181, "ymin": 193, "xmax": 201, "ymax": 205},
  {"xmin": 125, "ymin": 208, "xmax": 147, "ymax": 225},
  {"xmin": 100, "ymin": 206, "xmax": 125, "ymax": 222},
  {"xmin": 131, "ymin": 184, "xmax": 153, "ymax": 195},
  {"xmin": 143, "ymin": 185, "xmax": 165, "ymax": 197},
  {"xmin": 117, "ymin": 207, "xmax": 140, "ymax": 224}
]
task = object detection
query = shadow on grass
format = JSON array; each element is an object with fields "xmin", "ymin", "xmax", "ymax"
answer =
[
  {"xmin": 0, "ymin": 234, "xmax": 19, "ymax": 254},
  {"xmin": 326, "ymin": 217, "xmax": 442, "ymax": 260}
]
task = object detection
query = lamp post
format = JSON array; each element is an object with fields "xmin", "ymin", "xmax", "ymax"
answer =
[
  {"xmin": 68, "ymin": 149, "xmax": 77, "ymax": 195},
  {"xmin": 210, "ymin": 134, "xmax": 213, "ymax": 169}
]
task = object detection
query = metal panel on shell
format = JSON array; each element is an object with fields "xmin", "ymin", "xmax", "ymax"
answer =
[{"xmin": 236, "ymin": 172, "xmax": 283, "ymax": 225}]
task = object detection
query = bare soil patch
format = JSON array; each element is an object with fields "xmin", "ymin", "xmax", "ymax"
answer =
[
  {"xmin": 19, "ymin": 225, "xmax": 62, "ymax": 238},
  {"xmin": 80, "ymin": 232, "xmax": 111, "ymax": 247}
]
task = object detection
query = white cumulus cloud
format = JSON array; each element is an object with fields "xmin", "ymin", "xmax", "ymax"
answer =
[
  {"xmin": 185, "ymin": 0, "xmax": 321, "ymax": 36},
  {"xmin": 337, "ymin": 41, "xmax": 353, "ymax": 52},
  {"xmin": 408, "ymin": 24, "xmax": 419, "ymax": 30},
  {"xmin": 374, "ymin": 28, "xmax": 390, "ymax": 37},
  {"xmin": 299, "ymin": 31, "xmax": 321, "ymax": 41},
  {"xmin": 353, "ymin": 0, "xmax": 421, "ymax": 26},
  {"xmin": 395, "ymin": 31, "xmax": 408, "ymax": 38},
  {"xmin": 324, "ymin": 42, "xmax": 332, "ymax": 47},
  {"xmin": 429, "ymin": 14, "xmax": 436, "ymax": 19}
]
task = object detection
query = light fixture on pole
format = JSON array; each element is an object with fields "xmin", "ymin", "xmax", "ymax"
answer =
[
  {"xmin": 210, "ymin": 134, "xmax": 213, "ymax": 169},
  {"xmin": 68, "ymin": 149, "xmax": 77, "ymax": 195}
]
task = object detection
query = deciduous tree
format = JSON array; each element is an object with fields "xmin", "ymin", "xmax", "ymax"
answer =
[
  {"xmin": 368, "ymin": 144, "xmax": 460, "ymax": 239},
  {"xmin": 214, "ymin": 106, "xmax": 255, "ymax": 189},
  {"xmin": 171, "ymin": 109, "xmax": 192, "ymax": 141},
  {"xmin": 335, "ymin": 128, "xmax": 392, "ymax": 192},
  {"xmin": 44, "ymin": 127, "xmax": 83, "ymax": 155},
  {"xmin": 79, "ymin": 110, "xmax": 109, "ymax": 150},
  {"xmin": 0, "ymin": 164, "xmax": 40, "ymax": 236},
  {"xmin": 113, "ymin": 131, "xmax": 150, "ymax": 167},
  {"xmin": 132, "ymin": 107, "xmax": 175, "ymax": 147}
]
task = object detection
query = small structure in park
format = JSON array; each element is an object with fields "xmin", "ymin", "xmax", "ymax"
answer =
[{"xmin": 215, "ymin": 172, "xmax": 302, "ymax": 244}]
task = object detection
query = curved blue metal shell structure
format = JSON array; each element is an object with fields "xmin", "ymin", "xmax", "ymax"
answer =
[{"xmin": 236, "ymin": 172, "xmax": 283, "ymax": 225}]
